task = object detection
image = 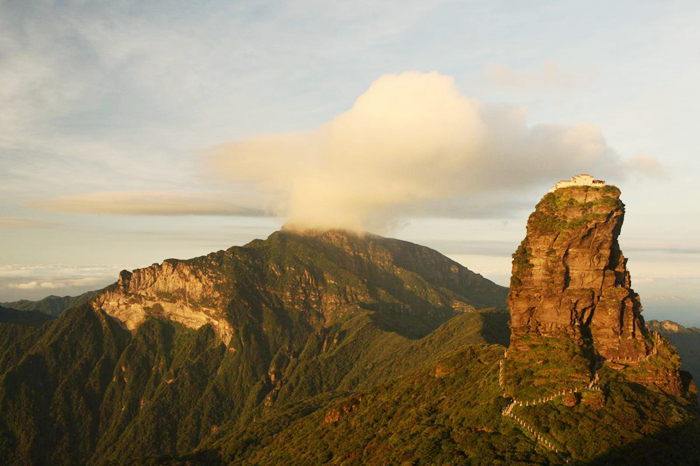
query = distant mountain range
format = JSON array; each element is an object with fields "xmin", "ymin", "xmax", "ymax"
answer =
[
  {"xmin": 2, "ymin": 289, "xmax": 101, "ymax": 317},
  {"xmin": 0, "ymin": 305, "xmax": 54, "ymax": 327}
]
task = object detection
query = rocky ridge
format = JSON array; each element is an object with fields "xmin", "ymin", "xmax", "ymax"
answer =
[
  {"xmin": 93, "ymin": 259, "xmax": 233, "ymax": 343},
  {"xmin": 648, "ymin": 319, "xmax": 700, "ymax": 335},
  {"xmin": 92, "ymin": 229, "xmax": 508, "ymax": 346}
]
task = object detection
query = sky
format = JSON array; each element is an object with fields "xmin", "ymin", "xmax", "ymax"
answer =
[{"xmin": 1, "ymin": 0, "xmax": 699, "ymax": 326}]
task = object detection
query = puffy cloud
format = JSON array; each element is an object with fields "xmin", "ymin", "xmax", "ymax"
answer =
[
  {"xmin": 483, "ymin": 60, "xmax": 597, "ymax": 90},
  {"xmin": 32, "ymin": 191, "xmax": 268, "ymax": 217},
  {"xmin": 209, "ymin": 71, "xmax": 655, "ymax": 232}
]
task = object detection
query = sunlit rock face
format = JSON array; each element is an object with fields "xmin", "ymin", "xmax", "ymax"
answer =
[
  {"xmin": 507, "ymin": 182, "xmax": 650, "ymax": 360},
  {"xmin": 93, "ymin": 257, "xmax": 234, "ymax": 343}
]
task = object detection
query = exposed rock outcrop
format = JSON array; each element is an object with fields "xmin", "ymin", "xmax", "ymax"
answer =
[
  {"xmin": 507, "ymin": 182, "xmax": 649, "ymax": 360},
  {"xmin": 93, "ymin": 256, "xmax": 234, "ymax": 343},
  {"xmin": 323, "ymin": 394, "xmax": 364, "ymax": 424}
]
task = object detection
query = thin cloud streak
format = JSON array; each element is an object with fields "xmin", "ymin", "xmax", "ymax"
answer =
[
  {"xmin": 8, "ymin": 281, "xmax": 64, "ymax": 290},
  {"xmin": 0, "ymin": 218, "xmax": 57, "ymax": 229},
  {"xmin": 483, "ymin": 60, "xmax": 598, "ymax": 90},
  {"xmin": 31, "ymin": 191, "xmax": 270, "ymax": 217}
]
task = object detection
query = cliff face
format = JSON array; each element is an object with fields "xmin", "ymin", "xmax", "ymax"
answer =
[
  {"xmin": 507, "ymin": 184, "xmax": 649, "ymax": 360},
  {"xmin": 94, "ymin": 258, "xmax": 233, "ymax": 342}
]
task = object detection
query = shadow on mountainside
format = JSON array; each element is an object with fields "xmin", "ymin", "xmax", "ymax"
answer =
[
  {"xmin": 478, "ymin": 308, "xmax": 510, "ymax": 346},
  {"xmin": 586, "ymin": 418, "xmax": 700, "ymax": 466}
]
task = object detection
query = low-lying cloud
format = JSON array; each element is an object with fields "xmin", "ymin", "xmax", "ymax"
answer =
[
  {"xmin": 8, "ymin": 281, "xmax": 64, "ymax": 290},
  {"xmin": 0, "ymin": 264, "xmax": 133, "ymax": 302},
  {"xmin": 209, "ymin": 71, "xmax": 659, "ymax": 232}
]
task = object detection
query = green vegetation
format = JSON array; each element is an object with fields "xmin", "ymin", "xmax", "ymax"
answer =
[
  {"xmin": 540, "ymin": 192, "xmax": 577, "ymax": 211},
  {"xmin": 514, "ymin": 364, "xmax": 698, "ymax": 464},
  {"xmin": 503, "ymin": 336, "xmax": 592, "ymax": 400},
  {"xmin": 1, "ymin": 300, "xmax": 695, "ymax": 464},
  {"xmin": 529, "ymin": 188, "xmax": 622, "ymax": 235},
  {"xmin": 0, "ymin": 230, "xmax": 697, "ymax": 464},
  {"xmin": 1, "ymin": 289, "xmax": 101, "ymax": 316},
  {"xmin": 0, "ymin": 299, "xmax": 510, "ymax": 464},
  {"xmin": 196, "ymin": 345, "xmax": 562, "ymax": 465},
  {"xmin": 0, "ymin": 305, "xmax": 54, "ymax": 327},
  {"xmin": 603, "ymin": 184, "xmax": 621, "ymax": 196},
  {"xmin": 510, "ymin": 240, "xmax": 534, "ymax": 287},
  {"xmin": 189, "ymin": 342, "xmax": 699, "ymax": 465},
  {"xmin": 529, "ymin": 209, "xmax": 608, "ymax": 234},
  {"xmin": 617, "ymin": 338, "xmax": 682, "ymax": 384}
]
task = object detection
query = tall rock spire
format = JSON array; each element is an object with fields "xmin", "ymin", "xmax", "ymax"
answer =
[{"xmin": 507, "ymin": 178, "xmax": 650, "ymax": 360}]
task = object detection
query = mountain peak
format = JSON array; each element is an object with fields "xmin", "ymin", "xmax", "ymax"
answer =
[{"xmin": 93, "ymin": 229, "xmax": 508, "ymax": 343}]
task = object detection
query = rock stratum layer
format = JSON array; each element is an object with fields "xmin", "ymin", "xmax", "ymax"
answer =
[
  {"xmin": 508, "ymin": 183, "xmax": 649, "ymax": 360},
  {"xmin": 94, "ymin": 259, "xmax": 232, "ymax": 342}
]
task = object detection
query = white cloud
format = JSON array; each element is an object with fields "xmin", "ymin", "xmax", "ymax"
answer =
[
  {"xmin": 209, "ymin": 71, "xmax": 655, "ymax": 232},
  {"xmin": 8, "ymin": 281, "xmax": 64, "ymax": 290},
  {"xmin": 67, "ymin": 277, "xmax": 105, "ymax": 287},
  {"xmin": 0, "ymin": 264, "xmax": 133, "ymax": 301},
  {"xmin": 483, "ymin": 60, "xmax": 598, "ymax": 90}
]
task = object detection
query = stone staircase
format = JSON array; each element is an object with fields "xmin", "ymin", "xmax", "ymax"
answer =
[
  {"xmin": 497, "ymin": 332, "xmax": 663, "ymax": 463},
  {"xmin": 498, "ymin": 350, "xmax": 601, "ymax": 463}
]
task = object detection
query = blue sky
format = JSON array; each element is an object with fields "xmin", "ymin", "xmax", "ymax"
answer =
[{"xmin": 1, "ymin": 1, "xmax": 699, "ymax": 325}]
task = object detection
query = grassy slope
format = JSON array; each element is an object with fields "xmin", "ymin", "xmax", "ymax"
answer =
[
  {"xmin": 0, "ymin": 301, "xmax": 510, "ymax": 465},
  {"xmin": 196, "ymin": 344, "xmax": 555, "ymax": 466}
]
